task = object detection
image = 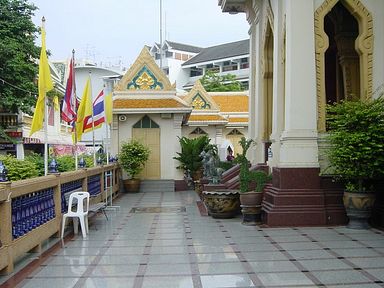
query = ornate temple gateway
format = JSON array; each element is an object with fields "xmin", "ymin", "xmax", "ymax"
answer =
[{"xmin": 111, "ymin": 48, "xmax": 248, "ymax": 186}]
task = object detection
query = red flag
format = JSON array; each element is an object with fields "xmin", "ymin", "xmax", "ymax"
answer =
[{"xmin": 61, "ymin": 57, "xmax": 76, "ymax": 123}]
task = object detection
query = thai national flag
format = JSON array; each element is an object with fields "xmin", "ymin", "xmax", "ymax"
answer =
[
  {"xmin": 61, "ymin": 58, "xmax": 77, "ymax": 123},
  {"xmin": 83, "ymin": 89, "xmax": 105, "ymax": 132}
]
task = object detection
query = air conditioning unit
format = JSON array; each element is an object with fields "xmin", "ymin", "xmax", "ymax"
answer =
[{"xmin": 119, "ymin": 115, "xmax": 127, "ymax": 122}]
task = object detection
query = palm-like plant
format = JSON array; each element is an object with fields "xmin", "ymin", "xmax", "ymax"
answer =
[{"xmin": 174, "ymin": 135, "xmax": 212, "ymax": 179}]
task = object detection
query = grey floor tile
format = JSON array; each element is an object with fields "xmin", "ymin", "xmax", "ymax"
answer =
[
  {"xmin": 348, "ymin": 257, "xmax": 384, "ymax": 268},
  {"xmin": 144, "ymin": 263, "xmax": 191, "ymax": 275},
  {"xmin": 19, "ymin": 277, "xmax": 80, "ymax": 288},
  {"xmin": 317, "ymin": 240, "xmax": 365, "ymax": 249},
  {"xmin": 33, "ymin": 265, "xmax": 88, "ymax": 278},
  {"xmin": 82, "ymin": 277, "xmax": 136, "ymax": 288},
  {"xmin": 327, "ymin": 285, "xmax": 382, "ymax": 288},
  {"xmin": 199, "ymin": 262, "xmax": 249, "ymax": 274},
  {"xmin": 365, "ymin": 268, "xmax": 384, "ymax": 281},
  {"xmin": 195, "ymin": 252, "xmax": 240, "ymax": 263},
  {"xmin": 332, "ymin": 248, "xmax": 381, "ymax": 258},
  {"xmin": 298, "ymin": 258, "xmax": 351, "ymax": 270},
  {"xmin": 147, "ymin": 254, "xmax": 190, "ymax": 264},
  {"xmin": 258, "ymin": 271, "xmax": 314, "ymax": 286},
  {"xmin": 200, "ymin": 274, "xmax": 254, "ymax": 288},
  {"xmin": 97, "ymin": 254, "xmax": 143, "ymax": 265},
  {"xmin": 141, "ymin": 276, "xmax": 193, "ymax": 288},
  {"xmin": 91, "ymin": 264, "xmax": 140, "ymax": 276},
  {"xmin": 288, "ymin": 249, "xmax": 335, "ymax": 260},
  {"xmin": 248, "ymin": 260, "xmax": 300, "ymax": 273},
  {"xmin": 311, "ymin": 270, "xmax": 371, "ymax": 285},
  {"xmin": 279, "ymin": 242, "xmax": 322, "ymax": 251},
  {"xmin": 243, "ymin": 251, "xmax": 288, "ymax": 261}
]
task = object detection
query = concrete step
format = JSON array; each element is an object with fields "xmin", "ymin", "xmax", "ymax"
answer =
[{"xmin": 140, "ymin": 180, "xmax": 175, "ymax": 192}]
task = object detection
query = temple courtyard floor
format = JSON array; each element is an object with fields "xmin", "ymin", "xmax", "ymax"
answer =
[{"xmin": 1, "ymin": 190, "xmax": 384, "ymax": 288}]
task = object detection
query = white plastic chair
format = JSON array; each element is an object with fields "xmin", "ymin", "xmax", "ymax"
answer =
[{"xmin": 61, "ymin": 191, "xmax": 90, "ymax": 238}]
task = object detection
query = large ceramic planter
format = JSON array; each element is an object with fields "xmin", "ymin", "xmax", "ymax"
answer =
[
  {"xmin": 202, "ymin": 190, "xmax": 240, "ymax": 219},
  {"xmin": 343, "ymin": 191, "xmax": 376, "ymax": 229},
  {"xmin": 239, "ymin": 191, "xmax": 263, "ymax": 225},
  {"xmin": 123, "ymin": 178, "xmax": 141, "ymax": 193}
]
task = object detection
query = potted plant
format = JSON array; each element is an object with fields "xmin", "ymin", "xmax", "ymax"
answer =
[
  {"xmin": 173, "ymin": 135, "xmax": 211, "ymax": 182},
  {"xmin": 236, "ymin": 137, "xmax": 271, "ymax": 225},
  {"xmin": 325, "ymin": 95, "xmax": 384, "ymax": 228},
  {"xmin": 118, "ymin": 139, "xmax": 150, "ymax": 193},
  {"xmin": 200, "ymin": 145, "xmax": 240, "ymax": 219}
]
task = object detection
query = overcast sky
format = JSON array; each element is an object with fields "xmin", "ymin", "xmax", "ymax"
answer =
[{"xmin": 30, "ymin": 0, "xmax": 249, "ymax": 68}]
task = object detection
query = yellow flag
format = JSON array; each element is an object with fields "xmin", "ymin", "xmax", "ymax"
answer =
[
  {"xmin": 105, "ymin": 92, "xmax": 112, "ymax": 124},
  {"xmin": 30, "ymin": 20, "xmax": 54, "ymax": 136},
  {"xmin": 74, "ymin": 77, "xmax": 92, "ymax": 141},
  {"xmin": 53, "ymin": 95, "xmax": 59, "ymax": 111}
]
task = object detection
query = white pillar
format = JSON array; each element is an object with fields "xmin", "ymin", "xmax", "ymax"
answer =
[
  {"xmin": 279, "ymin": 0, "xmax": 319, "ymax": 168},
  {"xmin": 248, "ymin": 4, "xmax": 264, "ymax": 164},
  {"xmin": 173, "ymin": 114, "xmax": 184, "ymax": 180},
  {"xmin": 16, "ymin": 144, "xmax": 24, "ymax": 160},
  {"xmin": 268, "ymin": 1, "xmax": 285, "ymax": 168},
  {"xmin": 215, "ymin": 126, "xmax": 223, "ymax": 146}
]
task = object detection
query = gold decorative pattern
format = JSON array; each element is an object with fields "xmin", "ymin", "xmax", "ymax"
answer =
[
  {"xmin": 192, "ymin": 96, "xmax": 206, "ymax": 110},
  {"xmin": 315, "ymin": 0, "xmax": 373, "ymax": 132},
  {"xmin": 115, "ymin": 47, "xmax": 173, "ymax": 91},
  {"xmin": 183, "ymin": 80, "xmax": 219, "ymax": 110},
  {"xmin": 113, "ymin": 99, "xmax": 189, "ymax": 109},
  {"xmin": 188, "ymin": 115, "xmax": 227, "ymax": 122}
]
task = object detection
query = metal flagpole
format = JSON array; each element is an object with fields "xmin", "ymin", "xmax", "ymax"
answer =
[
  {"xmin": 159, "ymin": 0, "xmax": 163, "ymax": 69},
  {"xmin": 89, "ymin": 71, "xmax": 96, "ymax": 167},
  {"xmin": 104, "ymin": 92, "xmax": 119, "ymax": 210},
  {"xmin": 44, "ymin": 95, "xmax": 48, "ymax": 176},
  {"xmin": 42, "ymin": 18, "xmax": 48, "ymax": 176},
  {"xmin": 72, "ymin": 50, "xmax": 79, "ymax": 170}
]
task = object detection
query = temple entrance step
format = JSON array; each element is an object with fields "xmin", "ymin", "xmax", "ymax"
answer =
[{"xmin": 139, "ymin": 180, "xmax": 175, "ymax": 193}]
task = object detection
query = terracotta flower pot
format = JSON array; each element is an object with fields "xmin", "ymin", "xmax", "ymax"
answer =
[{"xmin": 123, "ymin": 178, "xmax": 141, "ymax": 193}]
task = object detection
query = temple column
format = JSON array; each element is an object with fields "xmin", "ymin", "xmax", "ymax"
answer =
[{"xmin": 261, "ymin": 0, "xmax": 346, "ymax": 226}]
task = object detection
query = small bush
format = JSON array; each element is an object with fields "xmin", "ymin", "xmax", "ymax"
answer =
[{"xmin": 0, "ymin": 155, "xmax": 39, "ymax": 181}]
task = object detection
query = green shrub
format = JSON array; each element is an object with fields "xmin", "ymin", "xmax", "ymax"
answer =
[
  {"xmin": 218, "ymin": 161, "xmax": 235, "ymax": 172},
  {"xmin": 118, "ymin": 140, "xmax": 150, "ymax": 178},
  {"xmin": 25, "ymin": 152, "xmax": 44, "ymax": 176},
  {"xmin": 56, "ymin": 155, "xmax": 75, "ymax": 172},
  {"xmin": 0, "ymin": 155, "xmax": 39, "ymax": 181},
  {"xmin": 326, "ymin": 96, "xmax": 384, "ymax": 191}
]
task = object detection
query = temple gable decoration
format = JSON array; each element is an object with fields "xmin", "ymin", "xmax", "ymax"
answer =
[
  {"xmin": 184, "ymin": 80, "xmax": 219, "ymax": 111},
  {"xmin": 115, "ymin": 47, "xmax": 173, "ymax": 91}
]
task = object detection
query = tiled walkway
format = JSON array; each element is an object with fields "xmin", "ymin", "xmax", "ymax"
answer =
[{"xmin": 2, "ymin": 190, "xmax": 384, "ymax": 288}]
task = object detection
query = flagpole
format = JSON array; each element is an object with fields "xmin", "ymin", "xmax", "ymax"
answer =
[
  {"xmin": 89, "ymin": 71, "xmax": 96, "ymax": 166},
  {"xmin": 42, "ymin": 17, "xmax": 49, "ymax": 176},
  {"xmin": 72, "ymin": 49, "xmax": 79, "ymax": 170},
  {"xmin": 104, "ymin": 86, "xmax": 109, "ymax": 165},
  {"xmin": 105, "ymin": 117, "xmax": 109, "ymax": 165}
]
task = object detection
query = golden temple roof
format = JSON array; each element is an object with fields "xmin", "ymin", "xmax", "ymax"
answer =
[{"xmin": 211, "ymin": 95, "xmax": 248, "ymax": 112}]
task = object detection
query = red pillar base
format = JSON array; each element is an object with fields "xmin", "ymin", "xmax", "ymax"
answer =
[{"xmin": 262, "ymin": 167, "xmax": 347, "ymax": 227}]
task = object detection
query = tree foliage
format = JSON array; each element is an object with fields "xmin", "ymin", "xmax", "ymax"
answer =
[
  {"xmin": 0, "ymin": 0, "xmax": 39, "ymax": 115},
  {"xmin": 200, "ymin": 70, "xmax": 244, "ymax": 92}
]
